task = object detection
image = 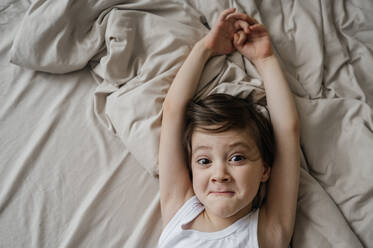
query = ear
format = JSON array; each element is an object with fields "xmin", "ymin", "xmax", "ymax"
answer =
[{"xmin": 260, "ymin": 164, "xmax": 271, "ymax": 182}]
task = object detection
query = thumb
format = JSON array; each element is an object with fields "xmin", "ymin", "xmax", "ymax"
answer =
[
  {"xmin": 233, "ymin": 33, "xmax": 242, "ymax": 51},
  {"xmin": 234, "ymin": 31, "xmax": 246, "ymax": 48},
  {"xmin": 233, "ymin": 33, "xmax": 239, "ymax": 46}
]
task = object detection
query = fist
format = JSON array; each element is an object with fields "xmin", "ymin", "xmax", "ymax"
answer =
[{"xmin": 233, "ymin": 22, "xmax": 273, "ymax": 63}]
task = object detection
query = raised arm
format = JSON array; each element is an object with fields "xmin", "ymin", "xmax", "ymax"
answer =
[
  {"xmin": 159, "ymin": 8, "xmax": 251, "ymax": 227},
  {"xmin": 159, "ymin": 39, "xmax": 212, "ymax": 227},
  {"xmin": 234, "ymin": 22, "xmax": 300, "ymax": 246}
]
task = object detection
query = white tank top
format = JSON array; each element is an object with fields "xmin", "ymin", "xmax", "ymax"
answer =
[{"xmin": 158, "ymin": 195, "xmax": 259, "ymax": 248}]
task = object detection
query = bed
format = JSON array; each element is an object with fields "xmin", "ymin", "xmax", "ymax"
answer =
[{"xmin": 1, "ymin": 0, "xmax": 372, "ymax": 247}]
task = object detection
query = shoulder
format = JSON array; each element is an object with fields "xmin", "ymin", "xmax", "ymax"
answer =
[{"xmin": 257, "ymin": 206, "xmax": 292, "ymax": 248}]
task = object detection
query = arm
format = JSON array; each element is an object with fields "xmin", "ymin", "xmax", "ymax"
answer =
[
  {"xmin": 159, "ymin": 39, "xmax": 212, "ymax": 227},
  {"xmin": 159, "ymin": 8, "xmax": 249, "ymax": 228},
  {"xmin": 234, "ymin": 23, "xmax": 300, "ymax": 246},
  {"xmin": 256, "ymin": 55, "xmax": 300, "ymax": 247}
]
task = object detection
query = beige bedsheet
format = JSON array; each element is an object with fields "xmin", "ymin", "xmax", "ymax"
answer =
[
  {"xmin": 1, "ymin": 1, "xmax": 162, "ymax": 248},
  {"xmin": 2, "ymin": 0, "xmax": 373, "ymax": 247}
]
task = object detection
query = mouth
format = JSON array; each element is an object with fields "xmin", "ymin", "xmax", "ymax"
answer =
[{"xmin": 209, "ymin": 191, "xmax": 235, "ymax": 196}]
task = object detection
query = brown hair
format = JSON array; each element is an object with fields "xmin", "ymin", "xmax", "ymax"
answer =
[{"xmin": 184, "ymin": 93, "xmax": 275, "ymax": 209}]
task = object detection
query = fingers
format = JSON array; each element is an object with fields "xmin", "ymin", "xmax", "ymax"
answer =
[
  {"xmin": 233, "ymin": 33, "xmax": 239, "ymax": 47},
  {"xmin": 219, "ymin": 8, "xmax": 236, "ymax": 22},
  {"xmin": 248, "ymin": 23, "xmax": 267, "ymax": 33},
  {"xmin": 234, "ymin": 30, "xmax": 246, "ymax": 46},
  {"xmin": 234, "ymin": 20, "xmax": 250, "ymax": 33},
  {"xmin": 237, "ymin": 31, "xmax": 246, "ymax": 45},
  {"xmin": 226, "ymin": 12, "xmax": 258, "ymax": 25}
]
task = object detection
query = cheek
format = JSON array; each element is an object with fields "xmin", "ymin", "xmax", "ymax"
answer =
[
  {"xmin": 192, "ymin": 168, "xmax": 209, "ymax": 192},
  {"xmin": 235, "ymin": 167, "xmax": 263, "ymax": 189}
]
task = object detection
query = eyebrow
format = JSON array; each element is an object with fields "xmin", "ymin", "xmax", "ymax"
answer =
[
  {"xmin": 228, "ymin": 142, "xmax": 253, "ymax": 150},
  {"xmin": 192, "ymin": 145, "xmax": 212, "ymax": 154},
  {"xmin": 192, "ymin": 142, "xmax": 253, "ymax": 154}
]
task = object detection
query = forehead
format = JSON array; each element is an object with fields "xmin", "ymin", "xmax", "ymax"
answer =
[{"xmin": 191, "ymin": 128, "xmax": 255, "ymax": 151}]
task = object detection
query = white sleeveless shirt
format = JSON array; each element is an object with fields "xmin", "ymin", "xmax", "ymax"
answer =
[{"xmin": 158, "ymin": 195, "xmax": 259, "ymax": 248}]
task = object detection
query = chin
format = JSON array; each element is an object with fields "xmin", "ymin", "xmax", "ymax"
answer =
[
  {"xmin": 206, "ymin": 200, "xmax": 242, "ymax": 218},
  {"xmin": 211, "ymin": 206, "xmax": 240, "ymax": 218}
]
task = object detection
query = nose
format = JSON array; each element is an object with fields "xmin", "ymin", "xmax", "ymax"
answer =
[{"xmin": 211, "ymin": 161, "xmax": 231, "ymax": 183}]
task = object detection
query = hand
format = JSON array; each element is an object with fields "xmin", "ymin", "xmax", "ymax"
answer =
[
  {"xmin": 202, "ymin": 8, "xmax": 256, "ymax": 56},
  {"xmin": 233, "ymin": 21, "xmax": 274, "ymax": 64}
]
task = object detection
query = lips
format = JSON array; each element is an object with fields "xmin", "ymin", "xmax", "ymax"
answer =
[{"xmin": 209, "ymin": 191, "xmax": 235, "ymax": 196}]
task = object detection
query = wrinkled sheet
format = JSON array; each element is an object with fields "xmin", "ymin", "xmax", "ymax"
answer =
[
  {"xmin": 1, "ymin": 1, "xmax": 161, "ymax": 248},
  {"xmin": 4, "ymin": 0, "xmax": 373, "ymax": 247}
]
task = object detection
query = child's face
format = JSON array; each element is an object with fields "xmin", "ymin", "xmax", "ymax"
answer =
[{"xmin": 190, "ymin": 128, "xmax": 270, "ymax": 218}]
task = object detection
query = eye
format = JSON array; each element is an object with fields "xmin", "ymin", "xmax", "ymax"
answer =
[
  {"xmin": 230, "ymin": 155, "xmax": 246, "ymax": 163},
  {"xmin": 197, "ymin": 158, "xmax": 211, "ymax": 165}
]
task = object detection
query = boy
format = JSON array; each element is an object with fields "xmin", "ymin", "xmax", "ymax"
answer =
[{"xmin": 158, "ymin": 8, "xmax": 300, "ymax": 247}]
